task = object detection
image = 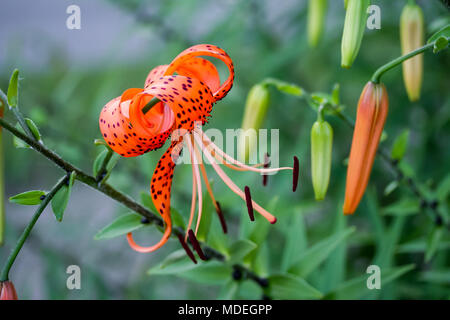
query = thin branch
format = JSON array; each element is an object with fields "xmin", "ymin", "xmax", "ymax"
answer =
[{"xmin": 0, "ymin": 175, "xmax": 68, "ymax": 281}]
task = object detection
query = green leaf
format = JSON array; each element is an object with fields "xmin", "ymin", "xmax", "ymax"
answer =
[
  {"xmin": 268, "ymin": 274, "xmax": 323, "ymax": 299},
  {"xmin": 425, "ymin": 226, "xmax": 444, "ymax": 263},
  {"xmin": 427, "ymin": 24, "xmax": 450, "ymax": 44},
  {"xmin": 93, "ymin": 149, "xmax": 108, "ymax": 177},
  {"xmin": 228, "ymin": 239, "xmax": 257, "ymax": 264},
  {"xmin": 196, "ymin": 180, "xmax": 215, "ymax": 242},
  {"xmin": 94, "ymin": 213, "xmax": 144, "ymax": 240},
  {"xmin": 382, "ymin": 198, "xmax": 419, "ymax": 216},
  {"xmin": 326, "ymin": 264, "xmax": 415, "ymax": 299},
  {"xmin": 25, "ymin": 118, "xmax": 41, "ymax": 142},
  {"xmin": 148, "ymin": 256, "xmax": 200, "ymax": 276},
  {"xmin": 391, "ymin": 130, "xmax": 409, "ymax": 160},
  {"xmin": 9, "ymin": 190, "xmax": 45, "ymax": 205},
  {"xmin": 177, "ymin": 262, "xmax": 232, "ymax": 285},
  {"xmin": 149, "ymin": 258, "xmax": 231, "ymax": 285},
  {"xmin": 331, "ymin": 83, "xmax": 340, "ymax": 105},
  {"xmin": 170, "ymin": 207, "xmax": 186, "ymax": 230},
  {"xmin": 217, "ymin": 280, "xmax": 239, "ymax": 300},
  {"xmin": 140, "ymin": 192, "xmax": 157, "ymax": 212},
  {"xmin": 397, "ymin": 238, "xmax": 450, "ymax": 254},
  {"xmin": 51, "ymin": 172, "xmax": 75, "ymax": 221},
  {"xmin": 288, "ymin": 227, "xmax": 355, "ymax": 277},
  {"xmin": 433, "ymin": 36, "xmax": 449, "ymax": 53},
  {"xmin": 7, "ymin": 69, "xmax": 19, "ymax": 108},
  {"xmin": 436, "ymin": 173, "xmax": 450, "ymax": 201},
  {"xmin": 281, "ymin": 211, "xmax": 308, "ymax": 272},
  {"xmin": 384, "ymin": 180, "xmax": 399, "ymax": 196},
  {"xmin": 420, "ymin": 270, "xmax": 450, "ymax": 285},
  {"xmin": 12, "ymin": 123, "xmax": 30, "ymax": 149}
]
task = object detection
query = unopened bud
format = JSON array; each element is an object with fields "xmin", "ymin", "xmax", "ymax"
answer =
[
  {"xmin": 0, "ymin": 281, "xmax": 18, "ymax": 300},
  {"xmin": 311, "ymin": 119, "xmax": 333, "ymax": 201},
  {"xmin": 238, "ymin": 84, "xmax": 270, "ymax": 162},
  {"xmin": 307, "ymin": 0, "xmax": 328, "ymax": 48},
  {"xmin": 400, "ymin": 2, "xmax": 424, "ymax": 102},
  {"xmin": 341, "ymin": 0, "xmax": 370, "ymax": 68}
]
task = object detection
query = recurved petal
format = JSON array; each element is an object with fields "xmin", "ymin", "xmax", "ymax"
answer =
[{"xmin": 164, "ymin": 44, "xmax": 234, "ymax": 102}]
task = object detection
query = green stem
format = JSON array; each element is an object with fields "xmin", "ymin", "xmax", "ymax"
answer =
[
  {"xmin": 0, "ymin": 89, "xmax": 35, "ymax": 140},
  {"xmin": 370, "ymin": 42, "xmax": 434, "ymax": 83},
  {"xmin": 141, "ymin": 97, "xmax": 160, "ymax": 114},
  {"xmin": 0, "ymin": 175, "xmax": 68, "ymax": 281}
]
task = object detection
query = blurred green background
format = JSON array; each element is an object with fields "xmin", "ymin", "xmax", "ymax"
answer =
[{"xmin": 0, "ymin": 0, "xmax": 449, "ymax": 299}]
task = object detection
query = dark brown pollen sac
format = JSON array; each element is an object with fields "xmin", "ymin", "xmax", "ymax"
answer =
[
  {"xmin": 215, "ymin": 201, "xmax": 227, "ymax": 234},
  {"xmin": 177, "ymin": 233, "xmax": 197, "ymax": 264},
  {"xmin": 244, "ymin": 186, "xmax": 255, "ymax": 221},
  {"xmin": 293, "ymin": 156, "xmax": 299, "ymax": 192},
  {"xmin": 188, "ymin": 229, "xmax": 207, "ymax": 261},
  {"xmin": 262, "ymin": 153, "xmax": 270, "ymax": 187}
]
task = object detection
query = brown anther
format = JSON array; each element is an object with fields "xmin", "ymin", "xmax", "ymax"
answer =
[
  {"xmin": 215, "ymin": 201, "xmax": 228, "ymax": 234},
  {"xmin": 176, "ymin": 233, "xmax": 197, "ymax": 264},
  {"xmin": 293, "ymin": 156, "xmax": 299, "ymax": 192},
  {"xmin": 244, "ymin": 186, "xmax": 255, "ymax": 221},
  {"xmin": 188, "ymin": 229, "xmax": 207, "ymax": 261},
  {"xmin": 262, "ymin": 153, "xmax": 270, "ymax": 187}
]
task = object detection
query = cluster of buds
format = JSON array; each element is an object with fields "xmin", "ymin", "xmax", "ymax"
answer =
[
  {"xmin": 400, "ymin": 1, "xmax": 424, "ymax": 101},
  {"xmin": 0, "ymin": 281, "xmax": 18, "ymax": 300}
]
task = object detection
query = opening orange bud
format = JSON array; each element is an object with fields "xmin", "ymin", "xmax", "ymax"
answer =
[
  {"xmin": 0, "ymin": 281, "xmax": 18, "ymax": 300},
  {"xmin": 343, "ymin": 82, "xmax": 388, "ymax": 215}
]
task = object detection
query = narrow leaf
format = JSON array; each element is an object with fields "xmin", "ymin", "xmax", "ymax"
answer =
[
  {"xmin": 425, "ymin": 226, "xmax": 444, "ymax": 263},
  {"xmin": 427, "ymin": 24, "xmax": 450, "ymax": 44},
  {"xmin": 94, "ymin": 213, "xmax": 144, "ymax": 240},
  {"xmin": 288, "ymin": 227, "xmax": 355, "ymax": 277},
  {"xmin": 326, "ymin": 264, "xmax": 414, "ymax": 299},
  {"xmin": 25, "ymin": 118, "xmax": 41, "ymax": 142},
  {"xmin": 9, "ymin": 190, "xmax": 45, "ymax": 205},
  {"xmin": 269, "ymin": 273, "xmax": 323, "ymax": 299},
  {"xmin": 51, "ymin": 172, "xmax": 75, "ymax": 221},
  {"xmin": 7, "ymin": 69, "xmax": 19, "ymax": 108},
  {"xmin": 228, "ymin": 239, "xmax": 257, "ymax": 264},
  {"xmin": 391, "ymin": 130, "xmax": 409, "ymax": 160}
]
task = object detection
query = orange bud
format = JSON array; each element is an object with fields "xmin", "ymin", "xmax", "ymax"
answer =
[
  {"xmin": 343, "ymin": 82, "xmax": 388, "ymax": 215},
  {"xmin": 0, "ymin": 281, "xmax": 18, "ymax": 300}
]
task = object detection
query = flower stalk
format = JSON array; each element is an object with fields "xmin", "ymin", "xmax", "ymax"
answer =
[{"xmin": 0, "ymin": 175, "xmax": 68, "ymax": 281}]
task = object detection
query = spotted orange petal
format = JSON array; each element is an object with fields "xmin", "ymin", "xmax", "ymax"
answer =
[{"xmin": 164, "ymin": 44, "xmax": 234, "ymax": 102}]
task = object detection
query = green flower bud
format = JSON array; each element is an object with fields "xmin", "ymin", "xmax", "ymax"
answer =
[
  {"xmin": 307, "ymin": 0, "xmax": 328, "ymax": 48},
  {"xmin": 238, "ymin": 84, "xmax": 270, "ymax": 162},
  {"xmin": 341, "ymin": 0, "xmax": 370, "ymax": 68},
  {"xmin": 400, "ymin": 2, "xmax": 424, "ymax": 102},
  {"xmin": 311, "ymin": 119, "xmax": 333, "ymax": 201}
]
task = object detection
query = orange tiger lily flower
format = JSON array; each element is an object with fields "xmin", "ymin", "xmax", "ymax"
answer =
[
  {"xmin": 0, "ymin": 281, "xmax": 18, "ymax": 300},
  {"xmin": 99, "ymin": 45, "xmax": 297, "ymax": 257},
  {"xmin": 343, "ymin": 81, "xmax": 388, "ymax": 215}
]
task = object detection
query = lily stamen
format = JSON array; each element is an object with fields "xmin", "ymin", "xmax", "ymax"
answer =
[
  {"xmin": 244, "ymin": 186, "xmax": 255, "ymax": 221},
  {"xmin": 197, "ymin": 129, "xmax": 293, "ymax": 175},
  {"xmin": 188, "ymin": 229, "xmax": 207, "ymax": 261},
  {"xmin": 193, "ymin": 132, "xmax": 277, "ymax": 224},
  {"xmin": 186, "ymin": 134, "xmax": 203, "ymax": 238}
]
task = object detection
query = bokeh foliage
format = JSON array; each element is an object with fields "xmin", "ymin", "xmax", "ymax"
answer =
[{"xmin": 1, "ymin": 0, "xmax": 449, "ymax": 299}]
